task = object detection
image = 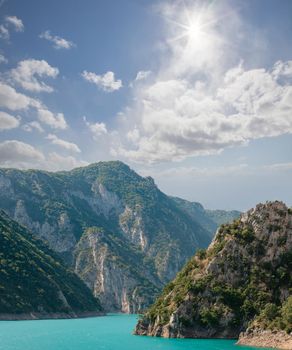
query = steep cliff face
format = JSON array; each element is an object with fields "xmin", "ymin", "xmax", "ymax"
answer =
[
  {"xmin": 135, "ymin": 201, "xmax": 292, "ymax": 339},
  {"xmin": 0, "ymin": 161, "xmax": 237, "ymax": 312},
  {"xmin": 74, "ymin": 227, "xmax": 160, "ymax": 313},
  {"xmin": 0, "ymin": 211, "xmax": 101, "ymax": 318}
]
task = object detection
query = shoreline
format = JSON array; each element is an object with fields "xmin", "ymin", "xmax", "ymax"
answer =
[
  {"xmin": 0, "ymin": 311, "xmax": 105, "ymax": 321},
  {"xmin": 237, "ymin": 330, "xmax": 292, "ymax": 350}
]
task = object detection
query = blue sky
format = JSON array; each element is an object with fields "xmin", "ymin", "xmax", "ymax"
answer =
[{"xmin": 0, "ymin": 0, "xmax": 292, "ymax": 210}]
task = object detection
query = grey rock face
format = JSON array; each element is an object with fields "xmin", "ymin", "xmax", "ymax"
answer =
[{"xmin": 0, "ymin": 162, "xmax": 232, "ymax": 312}]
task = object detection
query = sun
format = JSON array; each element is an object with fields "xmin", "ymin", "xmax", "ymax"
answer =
[
  {"xmin": 185, "ymin": 20, "xmax": 205, "ymax": 43},
  {"xmin": 167, "ymin": 3, "xmax": 218, "ymax": 48}
]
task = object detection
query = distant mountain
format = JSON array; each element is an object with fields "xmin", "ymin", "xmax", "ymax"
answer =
[
  {"xmin": 135, "ymin": 201, "xmax": 292, "ymax": 345},
  {"xmin": 0, "ymin": 161, "xmax": 239, "ymax": 312},
  {"xmin": 0, "ymin": 211, "xmax": 101, "ymax": 319},
  {"xmin": 172, "ymin": 197, "xmax": 240, "ymax": 237}
]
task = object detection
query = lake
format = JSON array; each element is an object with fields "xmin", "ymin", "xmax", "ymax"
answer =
[{"xmin": 0, "ymin": 314, "xmax": 272, "ymax": 350}]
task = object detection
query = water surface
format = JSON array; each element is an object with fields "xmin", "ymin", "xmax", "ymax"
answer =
[{"xmin": 0, "ymin": 314, "xmax": 272, "ymax": 350}]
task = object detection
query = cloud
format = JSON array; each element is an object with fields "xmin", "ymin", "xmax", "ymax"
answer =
[
  {"xmin": 135, "ymin": 70, "xmax": 151, "ymax": 81},
  {"xmin": 22, "ymin": 121, "xmax": 44, "ymax": 133},
  {"xmin": 0, "ymin": 24, "xmax": 9, "ymax": 39},
  {"xmin": 82, "ymin": 70, "xmax": 122, "ymax": 92},
  {"xmin": 47, "ymin": 152, "xmax": 88, "ymax": 171},
  {"xmin": 0, "ymin": 140, "xmax": 86, "ymax": 171},
  {"xmin": 0, "ymin": 82, "xmax": 41, "ymax": 111},
  {"xmin": 10, "ymin": 59, "xmax": 59, "ymax": 92},
  {"xmin": 37, "ymin": 108, "xmax": 67, "ymax": 130},
  {"xmin": 110, "ymin": 2, "xmax": 292, "ymax": 163},
  {"xmin": 0, "ymin": 140, "xmax": 45, "ymax": 167},
  {"xmin": 117, "ymin": 61, "xmax": 292, "ymax": 162},
  {"xmin": 46, "ymin": 133, "xmax": 81, "ymax": 153},
  {"xmin": 0, "ymin": 54, "xmax": 7, "ymax": 63},
  {"xmin": 83, "ymin": 116, "xmax": 107, "ymax": 138},
  {"xmin": 0, "ymin": 111, "xmax": 20, "ymax": 130},
  {"xmin": 39, "ymin": 30, "xmax": 75, "ymax": 50},
  {"xmin": 5, "ymin": 16, "xmax": 24, "ymax": 32}
]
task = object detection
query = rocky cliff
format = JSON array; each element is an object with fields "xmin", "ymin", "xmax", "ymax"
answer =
[
  {"xmin": 0, "ymin": 161, "xmax": 239, "ymax": 312},
  {"xmin": 135, "ymin": 201, "xmax": 292, "ymax": 343},
  {"xmin": 0, "ymin": 211, "xmax": 101, "ymax": 318}
]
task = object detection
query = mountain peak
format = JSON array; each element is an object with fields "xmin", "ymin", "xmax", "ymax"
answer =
[{"xmin": 135, "ymin": 200, "xmax": 292, "ymax": 338}]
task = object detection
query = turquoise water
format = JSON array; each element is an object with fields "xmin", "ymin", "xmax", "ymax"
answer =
[{"xmin": 0, "ymin": 314, "xmax": 272, "ymax": 350}]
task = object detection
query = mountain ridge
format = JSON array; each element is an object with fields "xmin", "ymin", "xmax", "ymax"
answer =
[
  {"xmin": 0, "ymin": 161, "xmax": 240, "ymax": 312},
  {"xmin": 0, "ymin": 210, "xmax": 102, "ymax": 319},
  {"xmin": 135, "ymin": 200, "xmax": 292, "ymax": 346}
]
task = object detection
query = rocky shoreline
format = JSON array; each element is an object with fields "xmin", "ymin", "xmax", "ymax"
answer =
[
  {"xmin": 237, "ymin": 329, "xmax": 292, "ymax": 350},
  {"xmin": 0, "ymin": 311, "xmax": 105, "ymax": 321}
]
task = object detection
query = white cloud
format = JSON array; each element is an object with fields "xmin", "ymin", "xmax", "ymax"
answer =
[
  {"xmin": 37, "ymin": 108, "xmax": 67, "ymax": 130},
  {"xmin": 110, "ymin": 2, "xmax": 292, "ymax": 163},
  {"xmin": 0, "ymin": 111, "xmax": 20, "ymax": 130},
  {"xmin": 135, "ymin": 70, "xmax": 151, "ymax": 81},
  {"xmin": 0, "ymin": 82, "xmax": 41, "ymax": 111},
  {"xmin": 47, "ymin": 152, "xmax": 88, "ymax": 171},
  {"xmin": 82, "ymin": 70, "xmax": 122, "ymax": 92},
  {"xmin": 0, "ymin": 24, "xmax": 9, "ymax": 39},
  {"xmin": 0, "ymin": 140, "xmax": 86, "ymax": 171},
  {"xmin": 0, "ymin": 54, "xmax": 7, "ymax": 63},
  {"xmin": 10, "ymin": 59, "xmax": 59, "ymax": 93},
  {"xmin": 22, "ymin": 121, "xmax": 44, "ymax": 133},
  {"xmin": 83, "ymin": 116, "xmax": 107, "ymax": 138},
  {"xmin": 39, "ymin": 30, "xmax": 75, "ymax": 50},
  {"xmin": 5, "ymin": 16, "xmax": 24, "ymax": 32},
  {"xmin": 116, "ymin": 61, "xmax": 292, "ymax": 162},
  {"xmin": 46, "ymin": 133, "xmax": 81, "ymax": 153},
  {"xmin": 0, "ymin": 140, "xmax": 45, "ymax": 167}
]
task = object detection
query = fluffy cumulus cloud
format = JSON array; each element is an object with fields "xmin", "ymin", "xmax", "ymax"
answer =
[
  {"xmin": 5, "ymin": 16, "xmax": 24, "ymax": 32},
  {"xmin": 112, "ymin": 2, "xmax": 292, "ymax": 163},
  {"xmin": 39, "ymin": 30, "xmax": 75, "ymax": 50},
  {"xmin": 83, "ymin": 116, "xmax": 107, "ymax": 138},
  {"xmin": 82, "ymin": 70, "xmax": 122, "ymax": 92},
  {"xmin": 117, "ymin": 61, "xmax": 292, "ymax": 162},
  {"xmin": 10, "ymin": 59, "xmax": 59, "ymax": 93},
  {"xmin": 37, "ymin": 109, "xmax": 67, "ymax": 130},
  {"xmin": 0, "ymin": 82, "xmax": 41, "ymax": 111},
  {"xmin": 0, "ymin": 111, "xmax": 20, "ymax": 130},
  {"xmin": 0, "ymin": 140, "xmax": 86, "ymax": 170},
  {"xmin": 0, "ymin": 140, "xmax": 44, "ymax": 167},
  {"xmin": 46, "ymin": 134, "xmax": 81, "ymax": 153}
]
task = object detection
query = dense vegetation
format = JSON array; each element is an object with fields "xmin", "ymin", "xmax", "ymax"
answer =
[
  {"xmin": 136, "ymin": 201, "xmax": 292, "ymax": 338},
  {"xmin": 0, "ymin": 161, "xmax": 239, "ymax": 311},
  {"xmin": 0, "ymin": 211, "xmax": 101, "ymax": 315}
]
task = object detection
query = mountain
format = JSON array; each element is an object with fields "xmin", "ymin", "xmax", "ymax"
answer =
[
  {"xmin": 0, "ymin": 210, "xmax": 101, "ymax": 319},
  {"xmin": 0, "ymin": 161, "xmax": 239, "ymax": 312},
  {"xmin": 172, "ymin": 197, "xmax": 240, "ymax": 237},
  {"xmin": 135, "ymin": 201, "xmax": 292, "ymax": 346}
]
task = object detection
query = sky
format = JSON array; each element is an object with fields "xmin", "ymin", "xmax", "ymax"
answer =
[{"xmin": 0, "ymin": 0, "xmax": 292, "ymax": 211}]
